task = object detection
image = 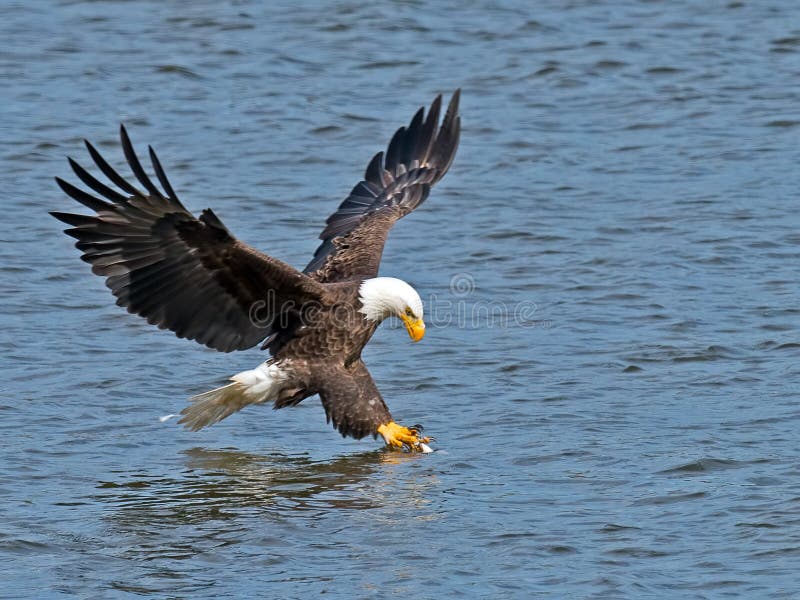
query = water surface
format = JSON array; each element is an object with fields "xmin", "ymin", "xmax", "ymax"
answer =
[{"xmin": 2, "ymin": 0, "xmax": 800, "ymax": 597}]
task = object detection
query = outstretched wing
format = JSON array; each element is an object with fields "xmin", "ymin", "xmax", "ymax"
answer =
[
  {"xmin": 51, "ymin": 126, "xmax": 323, "ymax": 353},
  {"xmin": 304, "ymin": 90, "xmax": 461, "ymax": 282}
]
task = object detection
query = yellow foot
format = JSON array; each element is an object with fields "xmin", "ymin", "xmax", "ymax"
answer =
[{"xmin": 377, "ymin": 421, "xmax": 431, "ymax": 452}]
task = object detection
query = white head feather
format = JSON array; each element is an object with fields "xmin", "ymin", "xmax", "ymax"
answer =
[{"xmin": 358, "ymin": 277, "xmax": 424, "ymax": 323}]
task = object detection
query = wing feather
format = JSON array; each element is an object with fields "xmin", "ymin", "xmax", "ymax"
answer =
[
  {"xmin": 120, "ymin": 124, "xmax": 165, "ymax": 199},
  {"xmin": 148, "ymin": 145, "xmax": 180, "ymax": 201},
  {"xmin": 52, "ymin": 127, "xmax": 323, "ymax": 352},
  {"xmin": 304, "ymin": 90, "xmax": 460, "ymax": 282},
  {"xmin": 84, "ymin": 139, "xmax": 143, "ymax": 198}
]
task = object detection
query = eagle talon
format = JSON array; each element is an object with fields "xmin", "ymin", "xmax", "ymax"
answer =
[{"xmin": 377, "ymin": 421, "xmax": 432, "ymax": 452}]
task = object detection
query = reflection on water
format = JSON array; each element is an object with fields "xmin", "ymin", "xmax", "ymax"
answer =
[
  {"xmin": 95, "ymin": 448, "xmax": 437, "ymax": 529},
  {"xmin": 89, "ymin": 447, "xmax": 442, "ymax": 589}
]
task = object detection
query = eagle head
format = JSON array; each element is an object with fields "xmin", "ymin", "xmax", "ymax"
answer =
[{"xmin": 358, "ymin": 277, "xmax": 425, "ymax": 342}]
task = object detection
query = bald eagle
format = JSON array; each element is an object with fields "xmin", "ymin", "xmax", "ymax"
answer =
[{"xmin": 51, "ymin": 91, "xmax": 461, "ymax": 451}]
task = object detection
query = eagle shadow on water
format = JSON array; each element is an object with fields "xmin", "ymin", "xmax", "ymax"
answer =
[{"xmin": 52, "ymin": 91, "xmax": 461, "ymax": 451}]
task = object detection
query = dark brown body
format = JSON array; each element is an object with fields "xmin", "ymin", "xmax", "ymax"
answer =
[{"xmin": 267, "ymin": 282, "xmax": 393, "ymax": 440}]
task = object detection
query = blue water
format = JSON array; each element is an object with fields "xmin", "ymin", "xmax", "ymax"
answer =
[{"xmin": 3, "ymin": 0, "xmax": 800, "ymax": 597}]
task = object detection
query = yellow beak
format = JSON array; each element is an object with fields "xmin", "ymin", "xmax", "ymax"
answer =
[{"xmin": 400, "ymin": 314, "xmax": 426, "ymax": 342}]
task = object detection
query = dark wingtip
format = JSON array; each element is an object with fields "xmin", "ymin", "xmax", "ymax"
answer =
[
  {"xmin": 118, "ymin": 124, "xmax": 130, "ymax": 153},
  {"xmin": 54, "ymin": 176, "xmax": 71, "ymax": 194},
  {"xmin": 119, "ymin": 123, "xmax": 132, "ymax": 155},
  {"xmin": 55, "ymin": 176, "xmax": 112, "ymax": 212},
  {"xmin": 50, "ymin": 211, "xmax": 92, "ymax": 227},
  {"xmin": 364, "ymin": 151, "xmax": 384, "ymax": 183},
  {"xmin": 445, "ymin": 89, "xmax": 461, "ymax": 121},
  {"xmin": 148, "ymin": 144, "xmax": 182, "ymax": 206},
  {"xmin": 49, "ymin": 211, "xmax": 78, "ymax": 235},
  {"xmin": 429, "ymin": 93, "xmax": 443, "ymax": 115},
  {"xmin": 83, "ymin": 136, "xmax": 142, "ymax": 197},
  {"xmin": 119, "ymin": 123, "xmax": 164, "ymax": 198}
]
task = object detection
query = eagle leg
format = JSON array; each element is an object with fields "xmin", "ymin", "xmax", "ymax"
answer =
[{"xmin": 377, "ymin": 421, "xmax": 431, "ymax": 452}]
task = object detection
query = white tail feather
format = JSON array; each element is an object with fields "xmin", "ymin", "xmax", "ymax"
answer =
[{"xmin": 178, "ymin": 362, "xmax": 290, "ymax": 431}]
